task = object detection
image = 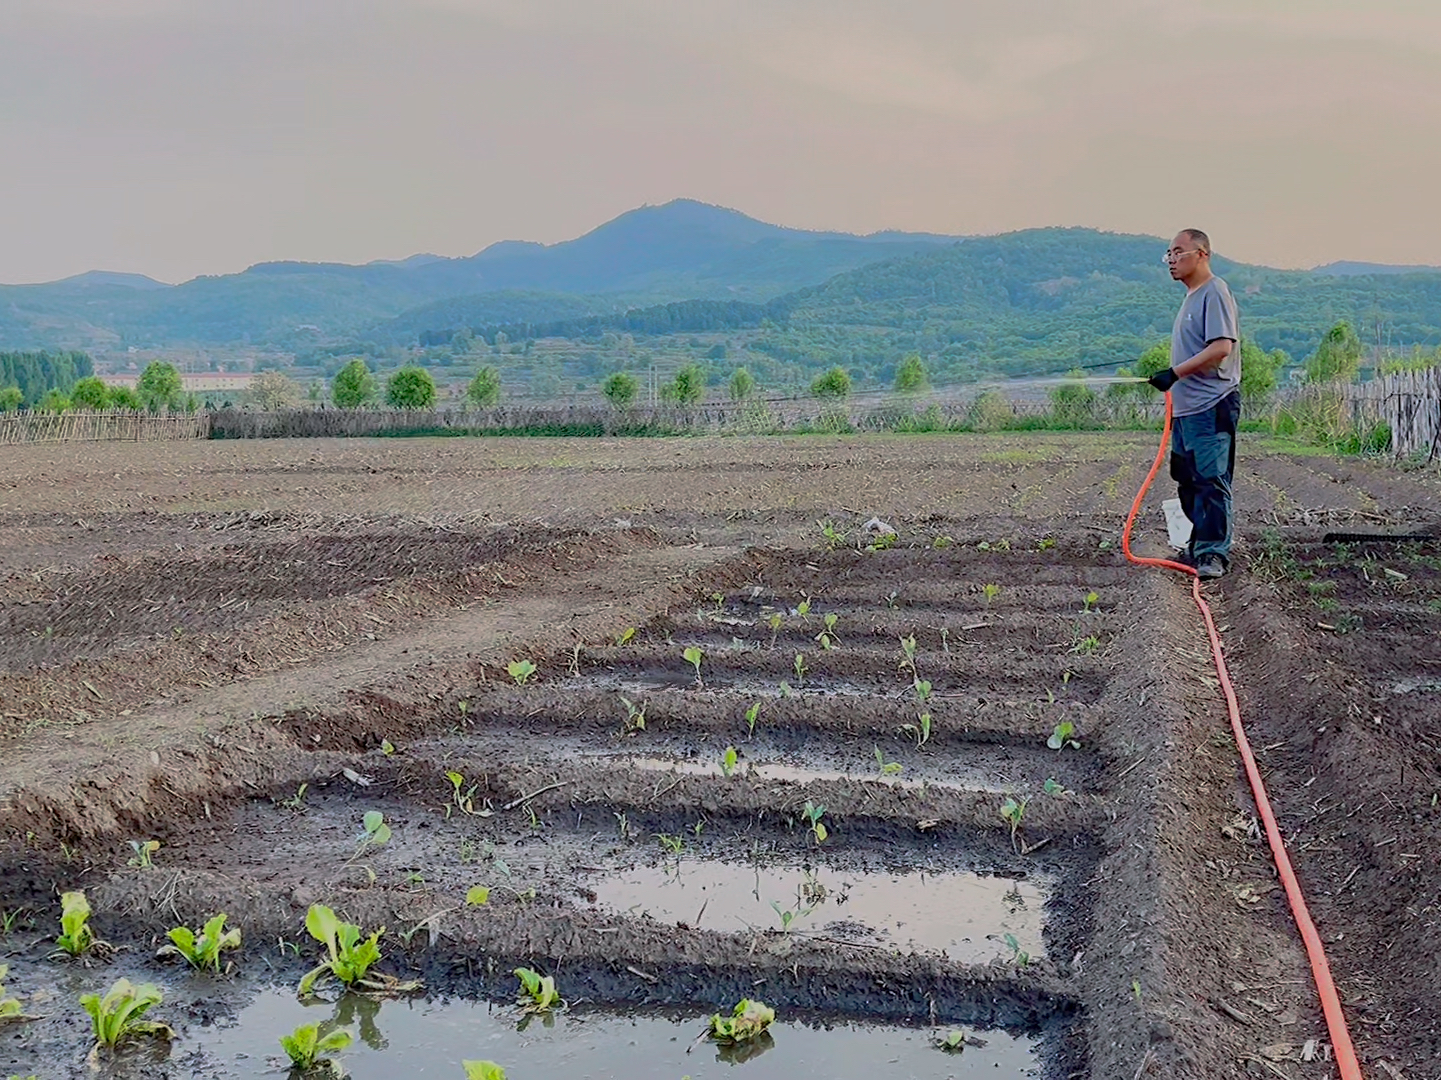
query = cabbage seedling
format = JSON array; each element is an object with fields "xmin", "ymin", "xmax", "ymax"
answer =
[
  {"xmin": 80, "ymin": 978, "xmax": 173, "ymax": 1058},
  {"xmin": 793, "ymin": 653, "xmax": 807, "ymax": 683},
  {"xmin": 446, "ymin": 771, "xmax": 480, "ymax": 816},
  {"xmin": 506, "ymin": 659, "xmax": 536, "ymax": 685},
  {"xmin": 769, "ymin": 901, "xmax": 813, "ymax": 932},
  {"xmin": 464, "ymin": 1063, "xmax": 507, "ymax": 1080},
  {"xmin": 54, "ymin": 890, "xmax": 109, "ymax": 959},
  {"xmin": 127, "ymin": 839, "xmax": 159, "ymax": 869},
  {"xmin": 1003, "ymin": 932, "xmax": 1031, "ymax": 967},
  {"xmin": 981, "ymin": 583, "xmax": 1000, "ymax": 605},
  {"xmin": 744, "ymin": 702, "xmax": 761, "ymax": 736},
  {"xmin": 298, "ymin": 904, "xmax": 385, "ymax": 995},
  {"xmin": 466, "ymin": 885, "xmax": 491, "ymax": 906},
  {"xmin": 707, "ymin": 998, "xmax": 775, "ymax": 1044},
  {"xmin": 1047, "ymin": 721, "xmax": 1081, "ymax": 752},
  {"xmin": 901, "ymin": 711, "xmax": 932, "ymax": 750},
  {"xmin": 615, "ymin": 626, "xmax": 637, "ymax": 647},
  {"xmin": 1082, "ymin": 590, "xmax": 1099, "ymax": 614},
  {"xmin": 683, "ymin": 646, "xmax": 704, "ymax": 686},
  {"xmin": 159, "ymin": 913, "xmax": 240, "ymax": 973},
  {"xmin": 0, "ymin": 964, "xmax": 34, "ymax": 1024},
  {"xmin": 279, "ymin": 1023, "xmax": 353, "ymax": 1075},
  {"xmin": 873, "ymin": 746, "xmax": 902, "ymax": 775},
  {"xmin": 1070, "ymin": 634, "xmax": 1100, "ymax": 655},
  {"xmin": 514, "ymin": 968, "xmax": 561, "ymax": 1013},
  {"xmin": 1043, "ymin": 778, "xmax": 1070, "ymax": 796},
  {"xmin": 721, "ymin": 746, "xmax": 739, "ymax": 777},
  {"xmin": 816, "ymin": 612, "xmax": 839, "ymax": 650},
  {"xmin": 619, "ymin": 696, "xmax": 647, "ymax": 734},
  {"xmin": 796, "ymin": 596, "xmax": 812, "ymax": 619},
  {"xmin": 801, "ymin": 800, "xmax": 827, "ymax": 844},
  {"xmin": 913, "ymin": 679, "xmax": 932, "ymax": 705},
  {"xmin": 767, "ymin": 612, "xmax": 783, "ymax": 648},
  {"xmin": 898, "ymin": 635, "xmax": 918, "ymax": 675},
  {"xmin": 354, "ymin": 811, "xmax": 391, "ymax": 856},
  {"xmin": 999, "ymin": 797, "xmax": 1027, "ymax": 853},
  {"xmin": 818, "ymin": 520, "xmax": 848, "ymax": 550}
]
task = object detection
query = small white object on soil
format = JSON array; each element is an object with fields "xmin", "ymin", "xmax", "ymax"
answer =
[{"xmin": 862, "ymin": 517, "xmax": 897, "ymax": 536}]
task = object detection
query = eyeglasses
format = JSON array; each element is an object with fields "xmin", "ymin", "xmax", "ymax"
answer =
[{"xmin": 1163, "ymin": 248, "xmax": 1207, "ymax": 264}]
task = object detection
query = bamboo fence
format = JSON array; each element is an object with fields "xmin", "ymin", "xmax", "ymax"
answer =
[
  {"xmin": 1340, "ymin": 369, "xmax": 1441, "ymax": 460},
  {"xmin": 0, "ymin": 409, "xmax": 211, "ymax": 446}
]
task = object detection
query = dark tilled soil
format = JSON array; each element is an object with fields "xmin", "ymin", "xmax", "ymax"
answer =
[{"xmin": 1, "ymin": 434, "xmax": 1439, "ymax": 1079}]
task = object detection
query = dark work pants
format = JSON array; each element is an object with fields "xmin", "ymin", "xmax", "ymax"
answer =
[{"xmin": 1171, "ymin": 391, "xmax": 1240, "ymax": 564}]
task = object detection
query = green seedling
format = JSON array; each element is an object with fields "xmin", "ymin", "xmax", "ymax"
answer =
[
  {"xmin": 776, "ymin": 680, "xmax": 793, "ymax": 698},
  {"xmin": 815, "ymin": 613, "xmax": 839, "ymax": 650},
  {"xmin": 1003, "ymin": 933, "xmax": 1031, "ymax": 968},
  {"xmin": 770, "ymin": 901, "xmax": 813, "ymax": 932},
  {"xmin": 1043, "ymin": 778, "xmax": 1070, "ymax": 797},
  {"xmin": 913, "ymin": 678, "xmax": 932, "ymax": 705},
  {"xmin": 380, "ymin": 740, "xmax": 396, "ymax": 756},
  {"xmin": 656, "ymin": 834, "xmax": 685, "ymax": 856},
  {"xmin": 1070, "ymin": 634, "xmax": 1100, "ymax": 655},
  {"xmin": 793, "ymin": 653, "xmax": 807, "ymax": 683},
  {"xmin": 506, "ymin": 659, "xmax": 536, "ymax": 686},
  {"xmin": 796, "ymin": 596, "xmax": 812, "ymax": 619},
  {"xmin": 128, "ymin": 839, "xmax": 160, "ymax": 869},
  {"xmin": 82, "ymin": 977, "xmax": 173, "ymax": 1056},
  {"xmin": 1047, "ymin": 721, "xmax": 1081, "ymax": 751},
  {"xmin": 683, "ymin": 646, "xmax": 704, "ymax": 686},
  {"xmin": 298, "ymin": 904, "xmax": 385, "ymax": 995},
  {"xmin": 54, "ymin": 890, "xmax": 108, "ymax": 959},
  {"xmin": 464, "ymin": 1064, "xmax": 507, "ymax": 1080},
  {"xmin": 0, "ymin": 964, "xmax": 34, "ymax": 1024},
  {"xmin": 936, "ymin": 1029, "xmax": 973, "ymax": 1053},
  {"xmin": 866, "ymin": 531, "xmax": 896, "ymax": 552},
  {"xmin": 709, "ymin": 591, "xmax": 726, "ymax": 616},
  {"xmin": 0, "ymin": 909, "xmax": 31, "ymax": 937},
  {"xmin": 1081, "ymin": 590, "xmax": 1099, "ymax": 614},
  {"xmin": 446, "ymin": 771, "xmax": 480, "ymax": 816},
  {"xmin": 818, "ymin": 519, "xmax": 849, "ymax": 550},
  {"xmin": 999, "ymin": 797, "xmax": 1027, "ymax": 853},
  {"xmin": 744, "ymin": 702, "xmax": 761, "ymax": 736},
  {"xmin": 767, "ymin": 612, "xmax": 783, "ymax": 647},
  {"xmin": 279, "ymin": 783, "xmax": 309, "ymax": 812},
  {"xmin": 615, "ymin": 626, "xmax": 637, "ymax": 647},
  {"xmin": 901, "ymin": 712, "xmax": 932, "ymax": 750},
  {"xmin": 159, "ymin": 913, "xmax": 240, "ymax": 973},
  {"xmin": 614, "ymin": 810, "xmax": 631, "ymax": 842},
  {"xmin": 707, "ymin": 998, "xmax": 775, "ymax": 1044},
  {"xmin": 620, "ymin": 696, "xmax": 647, "ymax": 734},
  {"xmin": 981, "ymin": 583, "xmax": 1000, "ymax": 605},
  {"xmin": 977, "ymin": 539, "xmax": 1010, "ymax": 552},
  {"xmin": 279, "ymin": 1023, "xmax": 354, "ymax": 1076},
  {"xmin": 514, "ymin": 968, "xmax": 561, "ymax": 1013},
  {"xmin": 80, "ymin": 979, "xmax": 173, "ymax": 1060},
  {"xmin": 721, "ymin": 746, "xmax": 740, "ymax": 777},
  {"xmin": 466, "ymin": 885, "xmax": 491, "ymax": 906},
  {"xmin": 898, "ymin": 634, "xmax": 918, "ymax": 673},
  {"xmin": 933, "ymin": 534, "xmax": 954, "ymax": 550},
  {"xmin": 874, "ymin": 746, "xmax": 902, "ymax": 775},
  {"xmin": 801, "ymin": 800, "xmax": 828, "ymax": 844},
  {"xmin": 354, "ymin": 811, "xmax": 391, "ymax": 857},
  {"xmin": 1037, "ymin": 537, "xmax": 1056, "ymax": 551},
  {"xmin": 1132, "ymin": 979, "xmax": 1143, "ymax": 1003}
]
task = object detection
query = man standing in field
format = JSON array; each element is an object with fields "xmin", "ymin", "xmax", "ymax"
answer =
[{"xmin": 1146, "ymin": 228, "xmax": 1242, "ymax": 580}]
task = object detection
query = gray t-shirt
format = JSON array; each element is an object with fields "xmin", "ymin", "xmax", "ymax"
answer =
[{"xmin": 1170, "ymin": 275, "xmax": 1241, "ymax": 417}]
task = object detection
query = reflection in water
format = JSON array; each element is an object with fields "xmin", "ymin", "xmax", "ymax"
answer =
[{"xmin": 199, "ymin": 988, "xmax": 1043, "ymax": 1079}]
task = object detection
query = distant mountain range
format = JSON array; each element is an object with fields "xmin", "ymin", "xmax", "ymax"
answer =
[
  {"xmin": 0, "ymin": 200, "xmax": 959, "ymax": 351},
  {"xmin": 2, "ymin": 200, "xmax": 1439, "ymax": 377}
]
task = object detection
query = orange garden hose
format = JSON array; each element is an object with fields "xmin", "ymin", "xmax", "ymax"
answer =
[{"xmin": 1122, "ymin": 391, "xmax": 1364, "ymax": 1080}]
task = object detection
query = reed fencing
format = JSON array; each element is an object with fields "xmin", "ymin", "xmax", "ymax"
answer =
[
  {"xmin": 0, "ymin": 409, "xmax": 211, "ymax": 446},
  {"xmin": 1339, "ymin": 369, "xmax": 1441, "ymax": 460}
]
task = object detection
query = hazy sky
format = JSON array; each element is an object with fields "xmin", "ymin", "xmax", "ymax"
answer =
[{"xmin": 3, "ymin": 0, "xmax": 1438, "ymax": 283}]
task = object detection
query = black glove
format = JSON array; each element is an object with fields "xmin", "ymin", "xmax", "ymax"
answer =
[{"xmin": 1147, "ymin": 368, "xmax": 1179, "ymax": 392}]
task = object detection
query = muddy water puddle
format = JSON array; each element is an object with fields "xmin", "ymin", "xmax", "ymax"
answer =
[
  {"xmin": 198, "ymin": 988, "xmax": 1042, "ymax": 1078},
  {"xmin": 578, "ymin": 858, "xmax": 1048, "ymax": 962},
  {"xmin": 611, "ymin": 754, "xmax": 1018, "ymax": 794}
]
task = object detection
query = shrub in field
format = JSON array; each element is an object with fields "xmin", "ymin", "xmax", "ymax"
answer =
[
  {"xmin": 0, "ymin": 386, "xmax": 22, "ymax": 412},
  {"xmin": 248, "ymin": 370, "xmax": 303, "ymax": 410},
  {"xmin": 69, "ymin": 376, "xmax": 112, "ymax": 410},
  {"xmin": 386, "ymin": 366, "xmax": 437, "ymax": 409},
  {"xmin": 332, "ymin": 359, "xmax": 378, "ymax": 408},
  {"xmin": 36, "ymin": 389, "xmax": 71, "ymax": 413},
  {"xmin": 663, "ymin": 363, "xmax": 706, "ymax": 405},
  {"xmin": 894, "ymin": 353, "xmax": 928, "ymax": 393},
  {"xmin": 1048, "ymin": 378, "xmax": 1098, "ymax": 428},
  {"xmin": 601, "ymin": 372, "xmax": 639, "ymax": 408},
  {"xmin": 810, "ymin": 366, "xmax": 851, "ymax": 401},
  {"xmin": 467, "ymin": 366, "xmax": 501, "ymax": 407},
  {"xmin": 966, "ymin": 390, "xmax": 1015, "ymax": 432},
  {"xmin": 728, "ymin": 367, "xmax": 755, "ymax": 401}
]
